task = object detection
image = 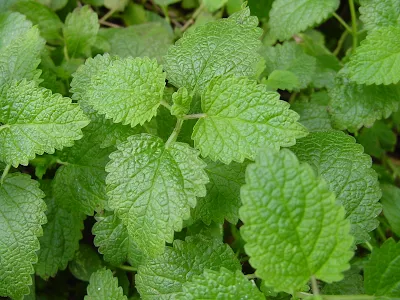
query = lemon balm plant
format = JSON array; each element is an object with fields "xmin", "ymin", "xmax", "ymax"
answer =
[{"xmin": 0, "ymin": 0, "xmax": 400, "ymax": 299}]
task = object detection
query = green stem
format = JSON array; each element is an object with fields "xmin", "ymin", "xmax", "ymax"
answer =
[
  {"xmin": 182, "ymin": 113, "xmax": 206, "ymax": 120},
  {"xmin": 332, "ymin": 12, "xmax": 352, "ymax": 33},
  {"xmin": 311, "ymin": 276, "xmax": 320, "ymax": 296},
  {"xmin": 297, "ymin": 293, "xmax": 376, "ymax": 300},
  {"xmin": 160, "ymin": 100, "xmax": 172, "ymax": 111},
  {"xmin": 100, "ymin": 8, "xmax": 117, "ymax": 23},
  {"xmin": 245, "ymin": 273, "xmax": 257, "ymax": 280},
  {"xmin": 63, "ymin": 45, "xmax": 70, "ymax": 61},
  {"xmin": 1, "ymin": 164, "xmax": 11, "ymax": 184},
  {"xmin": 117, "ymin": 265, "xmax": 137, "ymax": 272},
  {"xmin": 181, "ymin": 2, "xmax": 205, "ymax": 32},
  {"xmin": 289, "ymin": 92, "xmax": 298, "ymax": 104},
  {"xmin": 377, "ymin": 225, "xmax": 387, "ymax": 242},
  {"xmin": 165, "ymin": 118, "xmax": 184, "ymax": 148},
  {"xmin": 161, "ymin": 6, "xmax": 171, "ymax": 24},
  {"xmin": 348, "ymin": 0, "xmax": 358, "ymax": 52},
  {"xmin": 364, "ymin": 241, "xmax": 373, "ymax": 251},
  {"xmin": 333, "ymin": 30, "xmax": 349, "ymax": 56}
]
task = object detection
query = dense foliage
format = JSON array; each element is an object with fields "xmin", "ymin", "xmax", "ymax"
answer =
[{"xmin": 0, "ymin": 0, "xmax": 400, "ymax": 299}]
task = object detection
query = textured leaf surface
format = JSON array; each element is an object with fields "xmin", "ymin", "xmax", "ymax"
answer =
[
  {"xmin": 364, "ymin": 238, "xmax": 400, "ymax": 297},
  {"xmin": 269, "ymin": 0, "xmax": 340, "ymax": 40},
  {"xmin": 0, "ymin": 80, "xmax": 89, "ymax": 167},
  {"xmin": 177, "ymin": 268, "xmax": 264, "ymax": 300},
  {"xmin": 322, "ymin": 267, "xmax": 364, "ymax": 295},
  {"xmin": 0, "ymin": 12, "xmax": 45, "ymax": 86},
  {"xmin": 136, "ymin": 235, "xmax": 241, "ymax": 299},
  {"xmin": 261, "ymin": 42, "xmax": 317, "ymax": 90},
  {"xmin": 36, "ymin": 181, "xmax": 84, "ymax": 279},
  {"xmin": 106, "ymin": 134, "xmax": 208, "ymax": 257},
  {"xmin": 291, "ymin": 91, "xmax": 332, "ymax": 131},
  {"xmin": 240, "ymin": 149, "xmax": 353, "ymax": 293},
  {"xmin": 381, "ymin": 184, "xmax": 400, "ymax": 237},
  {"xmin": 171, "ymin": 87, "xmax": 192, "ymax": 118},
  {"xmin": 63, "ymin": 5, "xmax": 99, "ymax": 58},
  {"xmin": 290, "ymin": 131, "xmax": 381, "ymax": 244},
  {"xmin": 328, "ymin": 77, "xmax": 400, "ymax": 132},
  {"xmin": 164, "ymin": 8, "xmax": 262, "ymax": 93},
  {"xmin": 93, "ymin": 211, "xmax": 144, "ymax": 267},
  {"xmin": 0, "ymin": 173, "xmax": 46, "ymax": 299},
  {"xmin": 359, "ymin": 0, "xmax": 400, "ymax": 32},
  {"xmin": 347, "ymin": 26, "xmax": 400, "ymax": 85},
  {"xmin": 85, "ymin": 268, "xmax": 127, "ymax": 300},
  {"xmin": 84, "ymin": 56, "xmax": 165, "ymax": 127},
  {"xmin": 192, "ymin": 76, "xmax": 307, "ymax": 164},
  {"xmin": 192, "ymin": 159, "xmax": 247, "ymax": 224}
]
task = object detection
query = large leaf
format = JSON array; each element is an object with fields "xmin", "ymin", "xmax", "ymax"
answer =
[
  {"xmin": 192, "ymin": 76, "xmax": 307, "ymax": 164},
  {"xmin": 240, "ymin": 149, "xmax": 353, "ymax": 293},
  {"xmin": 359, "ymin": 0, "xmax": 400, "ymax": 32},
  {"xmin": 106, "ymin": 134, "xmax": 208, "ymax": 257},
  {"xmin": 0, "ymin": 173, "xmax": 47, "ymax": 299}
]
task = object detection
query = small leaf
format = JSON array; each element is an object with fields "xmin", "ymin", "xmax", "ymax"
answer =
[
  {"xmin": 171, "ymin": 87, "xmax": 192, "ymax": 117},
  {"xmin": 177, "ymin": 268, "xmax": 264, "ymax": 299},
  {"xmin": 269, "ymin": 0, "xmax": 340, "ymax": 41},
  {"xmin": 106, "ymin": 134, "xmax": 208, "ymax": 257},
  {"xmin": 85, "ymin": 268, "xmax": 127, "ymax": 300},
  {"xmin": 0, "ymin": 173, "xmax": 46, "ymax": 299},
  {"xmin": 69, "ymin": 244, "xmax": 103, "ymax": 282},
  {"xmin": 136, "ymin": 235, "xmax": 241, "ymax": 299},
  {"xmin": 364, "ymin": 238, "xmax": 400, "ymax": 298},
  {"xmin": 380, "ymin": 184, "xmax": 400, "ymax": 237},
  {"xmin": 240, "ymin": 148, "xmax": 353, "ymax": 293},
  {"xmin": 202, "ymin": 0, "xmax": 228, "ymax": 12},
  {"xmin": 192, "ymin": 76, "xmax": 307, "ymax": 164},
  {"xmin": 0, "ymin": 80, "xmax": 89, "ymax": 167}
]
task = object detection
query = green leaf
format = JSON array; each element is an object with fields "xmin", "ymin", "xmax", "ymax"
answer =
[
  {"xmin": 171, "ymin": 87, "xmax": 192, "ymax": 117},
  {"xmin": 69, "ymin": 244, "xmax": 103, "ymax": 282},
  {"xmin": 192, "ymin": 159, "xmax": 247, "ymax": 225},
  {"xmin": 0, "ymin": 12, "xmax": 45, "ymax": 86},
  {"xmin": 290, "ymin": 131, "xmax": 381, "ymax": 244},
  {"xmin": 82, "ymin": 56, "xmax": 165, "ymax": 127},
  {"xmin": 359, "ymin": 0, "xmax": 400, "ymax": 32},
  {"xmin": 36, "ymin": 0, "xmax": 67, "ymax": 11},
  {"xmin": 106, "ymin": 134, "xmax": 208, "ymax": 257},
  {"xmin": 85, "ymin": 268, "xmax": 127, "ymax": 300},
  {"xmin": 261, "ymin": 41, "xmax": 317, "ymax": 90},
  {"xmin": 328, "ymin": 76, "xmax": 400, "ymax": 132},
  {"xmin": 322, "ymin": 267, "xmax": 364, "ymax": 295},
  {"xmin": 291, "ymin": 91, "xmax": 332, "ymax": 132},
  {"xmin": 12, "ymin": 0, "xmax": 63, "ymax": 42},
  {"xmin": 36, "ymin": 181, "xmax": 84, "ymax": 279},
  {"xmin": 177, "ymin": 268, "xmax": 264, "ymax": 299},
  {"xmin": 364, "ymin": 238, "xmax": 400, "ymax": 297},
  {"xmin": 136, "ymin": 235, "xmax": 241, "ymax": 299},
  {"xmin": 247, "ymin": 0, "xmax": 273, "ymax": 20},
  {"xmin": 0, "ymin": 80, "xmax": 89, "ymax": 167},
  {"xmin": 104, "ymin": 0, "xmax": 128, "ymax": 11},
  {"xmin": 93, "ymin": 211, "xmax": 144, "ymax": 267},
  {"xmin": 380, "ymin": 184, "xmax": 400, "ymax": 237},
  {"xmin": 202, "ymin": 0, "xmax": 227, "ymax": 12},
  {"xmin": 192, "ymin": 76, "xmax": 307, "ymax": 164},
  {"xmin": 164, "ymin": 7, "xmax": 262, "ymax": 94},
  {"xmin": 347, "ymin": 26, "xmax": 400, "ymax": 85},
  {"xmin": 357, "ymin": 120, "xmax": 397, "ymax": 159},
  {"xmin": 269, "ymin": 0, "xmax": 340, "ymax": 41},
  {"xmin": 0, "ymin": 173, "xmax": 47, "ymax": 299},
  {"xmin": 240, "ymin": 148, "xmax": 354, "ymax": 293},
  {"xmin": 99, "ymin": 23, "xmax": 173, "ymax": 63},
  {"xmin": 63, "ymin": 5, "xmax": 99, "ymax": 58},
  {"xmin": 264, "ymin": 70, "xmax": 300, "ymax": 91}
]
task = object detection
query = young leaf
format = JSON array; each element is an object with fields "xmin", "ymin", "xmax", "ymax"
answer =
[
  {"xmin": 290, "ymin": 131, "xmax": 382, "ymax": 244},
  {"xmin": 347, "ymin": 26, "xmax": 400, "ymax": 85},
  {"xmin": 0, "ymin": 12, "xmax": 45, "ymax": 86},
  {"xmin": 69, "ymin": 244, "xmax": 103, "ymax": 282},
  {"xmin": 380, "ymin": 184, "xmax": 400, "ymax": 237},
  {"xmin": 0, "ymin": 173, "xmax": 47, "ymax": 299},
  {"xmin": 85, "ymin": 268, "xmax": 127, "ymax": 300},
  {"xmin": 83, "ymin": 56, "xmax": 165, "ymax": 127},
  {"xmin": 192, "ymin": 159, "xmax": 247, "ymax": 225},
  {"xmin": 0, "ymin": 80, "xmax": 89, "ymax": 167},
  {"xmin": 106, "ymin": 134, "xmax": 208, "ymax": 257},
  {"xmin": 177, "ymin": 268, "xmax": 264, "ymax": 299},
  {"xmin": 171, "ymin": 87, "xmax": 192, "ymax": 118},
  {"xmin": 192, "ymin": 76, "xmax": 307, "ymax": 164},
  {"xmin": 136, "ymin": 235, "xmax": 241, "ymax": 299},
  {"xmin": 240, "ymin": 149, "xmax": 353, "ymax": 294},
  {"xmin": 36, "ymin": 181, "xmax": 84, "ymax": 279},
  {"xmin": 291, "ymin": 91, "xmax": 332, "ymax": 132},
  {"xmin": 269, "ymin": 0, "xmax": 340, "ymax": 41},
  {"xmin": 328, "ymin": 76, "xmax": 400, "ymax": 132},
  {"xmin": 364, "ymin": 238, "xmax": 400, "ymax": 298},
  {"xmin": 164, "ymin": 7, "xmax": 262, "ymax": 94},
  {"xmin": 359, "ymin": 0, "xmax": 400, "ymax": 32},
  {"xmin": 261, "ymin": 41, "xmax": 317, "ymax": 90},
  {"xmin": 63, "ymin": 5, "xmax": 99, "ymax": 58},
  {"xmin": 93, "ymin": 211, "xmax": 144, "ymax": 267}
]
